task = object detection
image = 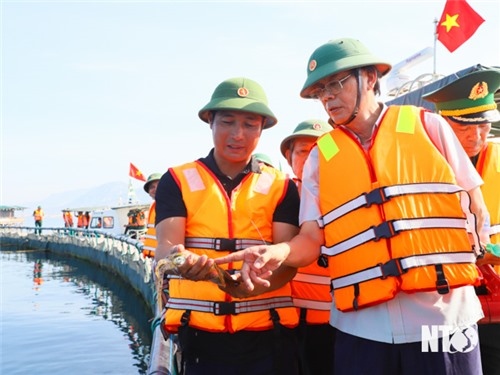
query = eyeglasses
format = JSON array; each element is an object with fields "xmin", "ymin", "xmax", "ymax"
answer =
[{"xmin": 309, "ymin": 73, "xmax": 352, "ymax": 99}]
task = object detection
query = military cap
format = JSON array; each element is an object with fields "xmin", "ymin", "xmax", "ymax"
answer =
[
  {"xmin": 144, "ymin": 173, "xmax": 162, "ymax": 193},
  {"xmin": 199, "ymin": 77, "xmax": 277, "ymax": 129},
  {"xmin": 253, "ymin": 153, "xmax": 275, "ymax": 168},
  {"xmin": 301, "ymin": 38, "xmax": 392, "ymax": 98},
  {"xmin": 422, "ymin": 68, "xmax": 500, "ymax": 124},
  {"xmin": 280, "ymin": 119, "xmax": 333, "ymax": 157}
]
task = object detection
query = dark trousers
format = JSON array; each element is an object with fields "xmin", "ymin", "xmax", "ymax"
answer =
[
  {"xmin": 35, "ymin": 220, "xmax": 42, "ymax": 235},
  {"xmin": 178, "ymin": 326, "xmax": 299, "ymax": 375},
  {"xmin": 297, "ymin": 323, "xmax": 336, "ymax": 375},
  {"xmin": 479, "ymin": 323, "xmax": 500, "ymax": 375},
  {"xmin": 334, "ymin": 326, "xmax": 482, "ymax": 375}
]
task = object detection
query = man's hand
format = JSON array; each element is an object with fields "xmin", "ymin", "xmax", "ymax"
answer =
[
  {"xmin": 215, "ymin": 243, "xmax": 291, "ymax": 291},
  {"xmin": 172, "ymin": 244, "xmax": 220, "ymax": 282}
]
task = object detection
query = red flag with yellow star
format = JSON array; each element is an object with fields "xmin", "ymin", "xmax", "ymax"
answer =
[
  {"xmin": 129, "ymin": 162, "xmax": 146, "ymax": 181},
  {"xmin": 437, "ymin": 0, "xmax": 485, "ymax": 53}
]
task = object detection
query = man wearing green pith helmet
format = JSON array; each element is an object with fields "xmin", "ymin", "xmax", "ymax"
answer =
[
  {"xmin": 154, "ymin": 77, "xmax": 301, "ymax": 374},
  {"xmin": 423, "ymin": 68, "xmax": 500, "ymax": 375},
  {"xmin": 216, "ymin": 39, "xmax": 490, "ymax": 374},
  {"xmin": 281, "ymin": 119, "xmax": 336, "ymax": 375}
]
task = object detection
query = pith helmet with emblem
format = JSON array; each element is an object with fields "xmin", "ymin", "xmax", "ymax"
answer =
[
  {"xmin": 280, "ymin": 119, "xmax": 333, "ymax": 157},
  {"xmin": 301, "ymin": 38, "xmax": 392, "ymax": 98},
  {"xmin": 198, "ymin": 77, "xmax": 277, "ymax": 129},
  {"xmin": 422, "ymin": 68, "xmax": 500, "ymax": 124},
  {"xmin": 143, "ymin": 173, "xmax": 162, "ymax": 193}
]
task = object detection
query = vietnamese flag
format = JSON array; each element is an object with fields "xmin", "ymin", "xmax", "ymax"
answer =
[
  {"xmin": 129, "ymin": 162, "xmax": 146, "ymax": 181},
  {"xmin": 437, "ymin": 0, "xmax": 485, "ymax": 53}
]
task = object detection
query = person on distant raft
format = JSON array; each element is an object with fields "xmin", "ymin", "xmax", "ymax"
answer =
[
  {"xmin": 423, "ymin": 68, "xmax": 500, "ymax": 375},
  {"xmin": 216, "ymin": 38, "xmax": 489, "ymax": 375},
  {"xmin": 33, "ymin": 205, "xmax": 44, "ymax": 235},
  {"xmin": 63, "ymin": 210, "xmax": 73, "ymax": 228},
  {"xmin": 155, "ymin": 77, "xmax": 300, "ymax": 374}
]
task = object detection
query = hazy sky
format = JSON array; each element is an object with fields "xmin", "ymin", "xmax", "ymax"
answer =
[{"xmin": 2, "ymin": 0, "xmax": 499, "ymax": 205}]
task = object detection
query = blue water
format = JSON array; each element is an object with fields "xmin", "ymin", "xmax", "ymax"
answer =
[{"xmin": 0, "ymin": 249, "xmax": 153, "ymax": 374}]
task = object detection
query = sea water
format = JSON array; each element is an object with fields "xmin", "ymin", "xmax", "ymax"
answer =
[{"xmin": 0, "ymin": 249, "xmax": 153, "ymax": 374}]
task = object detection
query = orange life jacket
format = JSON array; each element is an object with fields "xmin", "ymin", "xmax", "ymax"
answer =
[
  {"xmin": 142, "ymin": 201, "xmax": 157, "ymax": 257},
  {"xmin": 477, "ymin": 142, "xmax": 500, "ymax": 245},
  {"xmin": 128, "ymin": 211, "xmax": 146, "ymax": 227},
  {"xmin": 34, "ymin": 209, "xmax": 43, "ymax": 221},
  {"xmin": 63, "ymin": 212, "xmax": 73, "ymax": 227},
  {"xmin": 82, "ymin": 214, "xmax": 89, "ymax": 227},
  {"xmin": 291, "ymin": 185, "xmax": 331, "ymax": 324},
  {"xmin": 317, "ymin": 105, "xmax": 480, "ymax": 312},
  {"xmin": 164, "ymin": 161, "xmax": 298, "ymax": 333},
  {"xmin": 77, "ymin": 214, "xmax": 84, "ymax": 228},
  {"xmin": 477, "ymin": 142, "xmax": 500, "ymax": 273}
]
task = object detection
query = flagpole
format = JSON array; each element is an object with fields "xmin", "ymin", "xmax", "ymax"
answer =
[{"xmin": 433, "ymin": 17, "xmax": 438, "ymax": 75}]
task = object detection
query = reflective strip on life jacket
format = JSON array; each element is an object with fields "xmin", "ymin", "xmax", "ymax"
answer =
[
  {"xmin": 166, "ymin": 296, "xmax": 294, "ymax": 315},
  {"xmin": 318, "ymin": 183, "xmax": 463, "ymax": 228},
  {"xmin": 332, "ymin": 251, "xmax": 477, "ymax": 289},
  {"xmin": 292, "ymin": 298, "xmax": 332, "ymax": 311},
  {"xmin": 321, "ymin": 217, "xmax": 467, "ymax": 257},
  {"xmin": 293, "ymin": 272, "xmax": 331, "ymax": 285},
  {"xmin": 185, "ymin": 237, "xmax": 271, "ymax": 252}
]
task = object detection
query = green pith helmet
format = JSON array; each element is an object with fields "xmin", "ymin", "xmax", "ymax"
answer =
[
  {"xmin": 280, "ymin": 119, "xmax": 333, "ymax": 157},
  {"xmin": 143, "ymin": 173, "xmax": 162, "ymax": 193},
  {"xmin": 253, "ymin": 153, "xmax": 275, "ymax": 168},
  {"xmin": 198, "ymin": 77, "xmax": 277, "ymax": 129},
  {"xmin": 422, "ymin": 68, "xmax": 500, "ymax": 125},
  {"xmin": 301, "ymin": 38, "xmax": 392, "ymax": 98}
]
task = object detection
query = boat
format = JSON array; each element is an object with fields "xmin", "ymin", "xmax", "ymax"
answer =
[
  {"xmin": 65, "ymin": 203, "xmax": 150, "ymax": 239},
  {"xmin": 385, "ymin": 63, "xmax": 500, "ymax": 137},
  {"xmin": 0, "ymin": 205, "xmax": 26, "ymax": 227}
]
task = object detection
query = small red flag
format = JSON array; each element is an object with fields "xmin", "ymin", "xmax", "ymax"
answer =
[
  {"xmin": 437, "ymin": 0, "xmax": 485, "ymax": 53},
  {"xmin": 129, "ymin": 163, "xmax": 146, "ymax": 181}
]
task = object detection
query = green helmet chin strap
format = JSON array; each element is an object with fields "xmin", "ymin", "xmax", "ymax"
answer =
[{"xmin": 332, "ymin": 69, "xmax": 361, "ymax": 127}]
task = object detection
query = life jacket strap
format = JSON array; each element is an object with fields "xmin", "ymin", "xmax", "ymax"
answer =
[
  {"xmin": 318, "ymin": 183, "xmax": 463, "ymax": 228},
  {"xmin": 331, "ymin": 251, "xmax": 476, "ymax": 290},
  {"xmin": 185, "ymin": 237, "xmax": 272, "ymax": 252},
  {"xmin": 321, "ymin": 217, "xmax": 467, "ymax": 257},
  {"xmin": 435, "ymin": 264, "xmax": 450, "ymax": 295},
  {"xmin": 166, "ymin": 296, "xmax": 294, "ymax": 316}
]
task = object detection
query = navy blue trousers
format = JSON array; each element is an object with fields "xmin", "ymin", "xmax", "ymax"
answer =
[{"xmin": 334, "ymin": 326, "xmax": 482, "ymax": 375}]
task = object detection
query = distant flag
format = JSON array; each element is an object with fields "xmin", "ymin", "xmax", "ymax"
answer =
[
  {"xmin": 129, "ymin": 162, "xmax": 146, "ymax": 182},
  {"xmin": 436, "ymin": 0, "xmax": 485, "ymax": 53}
]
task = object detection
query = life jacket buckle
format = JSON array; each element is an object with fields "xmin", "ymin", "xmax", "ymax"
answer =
[
  {"xmin": 364, "ymin": 187, "xmax": 388, "ymax": 207},
  {"xmin": 436, "ymin": 278, "xmax": 450, "ymax": 295},
  {"xmin": 317, "ymin": 254, "xmax": 329, "ymax": 268},
  {"xmin": 379, "ymin": 259, "xmax": 406, "ymax": 279},
  {"xmin": 373, "ymin": 221, "xmax": 396, "ymax": 241},
  {"xmin": 213, "ymin": 301, "xmax": 236, "ymax": 315},
  {"xmin": 215, "ymin": 238, "xmax": 237, "ymax": 252}
]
